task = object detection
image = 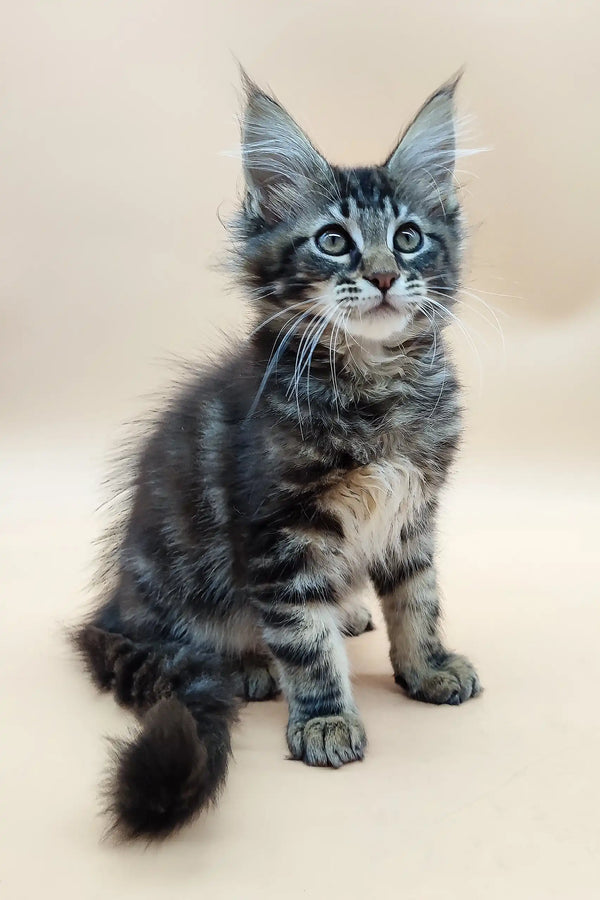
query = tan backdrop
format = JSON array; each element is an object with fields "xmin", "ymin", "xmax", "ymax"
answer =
[{"xmin": 2, "ymin": 2, "xmax": 599, "ymax": 899}]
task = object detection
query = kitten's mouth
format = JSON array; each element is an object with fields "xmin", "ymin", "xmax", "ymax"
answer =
[
  {"xmin": 344, "ymin": 298, "xmax": 412, "ymax": 340},
  {"xmin": 366, "ymin": 298, "xmax": 402, "ymax": 316}
]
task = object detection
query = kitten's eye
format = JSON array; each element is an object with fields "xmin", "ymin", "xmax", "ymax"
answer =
[
  {"xmin": 315, "ymin": 226, "xmax": 352, "ymax": 256},
  {"xmin": 393, "ymin": 223, "xmax": 423, "ymax": 254}
]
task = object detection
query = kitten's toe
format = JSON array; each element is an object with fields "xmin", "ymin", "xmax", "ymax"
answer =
[
  {"xmin": 341, "ymin": 604, "xmax": 375, "ymax": 637},
  {"xmin": 287, "ymin": 712, "xmax": 367, "ymax": 767},
  {"xmin": 239, "ymin": 657, "xmax": 280, "ymax": 701},
  {"xmin": 396, "ymin": 653, "xmax": 481, "ymax": 706}
]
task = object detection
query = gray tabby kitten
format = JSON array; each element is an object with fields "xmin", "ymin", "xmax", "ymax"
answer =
[{"xmin": 74, "ymin": 73, "xmax": 481, "ymax": 841}]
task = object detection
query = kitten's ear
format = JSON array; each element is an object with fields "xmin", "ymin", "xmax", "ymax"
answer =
[
  {"xmin": 241, "ymin": 73, "xmax": 332, "ymax": 223},
  {"xmin": 385, "ymin": 74, "xmax": 460, "ymax": 204}
]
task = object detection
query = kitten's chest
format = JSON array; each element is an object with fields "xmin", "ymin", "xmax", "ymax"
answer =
[{"xmin": 321, "ymin": 455, "xmax": 426, "ymax": 564}]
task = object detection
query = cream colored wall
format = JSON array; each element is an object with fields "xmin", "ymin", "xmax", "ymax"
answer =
[{"xmin": 2, "ymin": 1, "xmax": 599, "ymax": 471}]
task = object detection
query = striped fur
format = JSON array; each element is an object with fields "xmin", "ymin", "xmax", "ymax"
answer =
[{"xmin": 74, "ymin": 74, "xmax": 481, "ymax": 841}]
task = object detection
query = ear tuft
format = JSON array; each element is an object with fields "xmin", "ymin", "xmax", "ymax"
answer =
[
  {"xmin": 240, "ymin": 74, "xmax": 332, "ymax": 224},
  {"xmin": 385, "ymin": 74, "xmax": 462, "ymax": 206}
]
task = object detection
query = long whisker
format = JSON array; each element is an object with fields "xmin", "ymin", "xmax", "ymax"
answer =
[
  {"xmin": 421, "ymin": 274, "xmax": 524, "ymax": 303},
  {"xmin": 289, "ymin": 308, "xmax": 332, "ymax": 425},
  {"xmin": 425, "ymin": 279, "xmax": 507, "ymax": 329},
  {"xmin": 302, "ymin": 315, "xmax": 332, "ymax": 422},
  {"xmin": 424, "ymin": 276, "xmax": 510, "ymax": 320},
  {"xmin": 428, "ymin": 357, "xmax": 448, "ymax": 421},
  {"xmin": 328, "ymin": 308, "xmax": 347, "ymax": 416},
  {"xmin": 246, "ymin": 307, "xmax": 316, "ymax": 417},
  {"xmin": 248, "ymin": 300, "xmax": 310, "ymax": 337},
  {"xmin": 416, "ymin": 304, "xmax": 438, "ymax": 368},
  {"xmin": 421, "ymin": 294, "xmax": 484, "ymax": 391},
  {"xmin": 426, "ymin": 285, "xmax": 506, "ymax": 356},
  {"xmin": 340, "ymin": 309, "xmax": 362, "ymax": 375},
  {"xmin": 267, "ymin": 307, "xmax": 315, "ymax": 373},
  {"xmin": 288, "ymin": 308, "xmax": 325, "ymax": 397}
]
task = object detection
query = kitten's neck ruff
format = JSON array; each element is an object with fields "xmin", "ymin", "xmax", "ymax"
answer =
[
  {"xmin": 248, "ymin": 320, "xmax": 449, "ymax": 428},
  {"xmin": 339, "ymin": 330, "xmax": 441, "ymax": 378}
]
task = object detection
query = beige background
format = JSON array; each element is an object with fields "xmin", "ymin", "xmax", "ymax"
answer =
[{"xmin": 2, "ymin": 2, "xmax": 599, "ymax": 898}]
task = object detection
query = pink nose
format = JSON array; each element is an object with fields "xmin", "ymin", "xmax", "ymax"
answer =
[{"xmin": 367, "ymin": 272, "xmax": 398, "ymax": 292}]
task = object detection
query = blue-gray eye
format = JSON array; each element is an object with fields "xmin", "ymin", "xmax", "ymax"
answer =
[
  {"xmin": 393, "ymin": 223, "xmax": 423, "ymax": 253},
  {"xmin": 315, "ymin": 226, "xmax": 352, "ymax": 256}
]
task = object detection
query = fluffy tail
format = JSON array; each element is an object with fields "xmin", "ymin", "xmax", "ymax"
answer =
[{"xmin": 74, "ymin": 624, "xmax": 239, "ymax": 840}]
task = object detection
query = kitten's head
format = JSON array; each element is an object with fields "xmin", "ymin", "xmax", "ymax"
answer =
[{"xmin": 235, "ymin": 74, "xmax": 463, "ymax": 348}]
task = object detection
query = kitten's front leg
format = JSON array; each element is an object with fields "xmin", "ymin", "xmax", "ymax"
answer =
[
  {"xmin": 370, "ymin": 520, "xmax": 481, "ymax": 705},
  {"xmin": 255, "ymin": 598, "xmax": 366, "ymax": 767}
]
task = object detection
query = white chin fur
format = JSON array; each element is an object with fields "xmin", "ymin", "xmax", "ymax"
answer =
[{"xmin": 344, "ymin": 308, "xmax": 412, "ymax": 342}]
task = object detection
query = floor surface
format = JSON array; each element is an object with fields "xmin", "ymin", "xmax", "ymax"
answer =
[{"xmin": 3, "ymin": 452, "xmax": 598, "ymax": 900}]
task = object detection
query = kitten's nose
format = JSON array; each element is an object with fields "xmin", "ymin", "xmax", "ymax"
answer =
[{"xmin": 367, "ymin": 272, "xmax": 398, "ymax": 293}]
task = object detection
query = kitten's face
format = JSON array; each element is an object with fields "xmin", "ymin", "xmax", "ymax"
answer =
[{"xmin": 237, "ymin": 77, "xmax": 462, "ymax": 349}]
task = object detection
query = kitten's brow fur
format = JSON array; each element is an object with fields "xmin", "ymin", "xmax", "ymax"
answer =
[{"xmin": 73, "ymin": 72, "xmax": 482, "ymax": 841}]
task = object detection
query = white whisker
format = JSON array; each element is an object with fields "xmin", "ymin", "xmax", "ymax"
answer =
[{"xmin": 422, "ymin": 294, "xmax": 484, "ymax": 392}]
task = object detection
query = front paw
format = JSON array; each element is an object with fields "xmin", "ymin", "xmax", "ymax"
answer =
[
  {"xmin": 396, "ymin": 653, "xmax": 481, "ymax": 705},
  {"xmin": 287, "ymin": 712, "xmax": 367, "ymax": 768}
]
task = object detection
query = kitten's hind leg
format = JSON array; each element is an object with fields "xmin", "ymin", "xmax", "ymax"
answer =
[
  {"xmin": 339, "ymin": 596, "xmax": 375, "ymax": 637},
  {"xmin": 230, "ymin": 652, "xmax": 281, "ymax": 701}
]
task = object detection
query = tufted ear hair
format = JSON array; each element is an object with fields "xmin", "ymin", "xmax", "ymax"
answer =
[
  {"xmin": 385, "ymin": 74, "xmax": 461, "ymax": 205},
  {"xmin": 240, "ymin": 72, "xmax": 333, "ymax": 224}
]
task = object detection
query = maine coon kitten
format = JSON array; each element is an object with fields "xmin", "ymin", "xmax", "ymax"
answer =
[{"xmin": 74, "ymin": 73, "xmax": 481, "ymax": 840}]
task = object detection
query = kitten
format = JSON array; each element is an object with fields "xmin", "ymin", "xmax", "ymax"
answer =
[{"xmin": 74, "ymin": 73, "xmax": 481, "ymax": 841}]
